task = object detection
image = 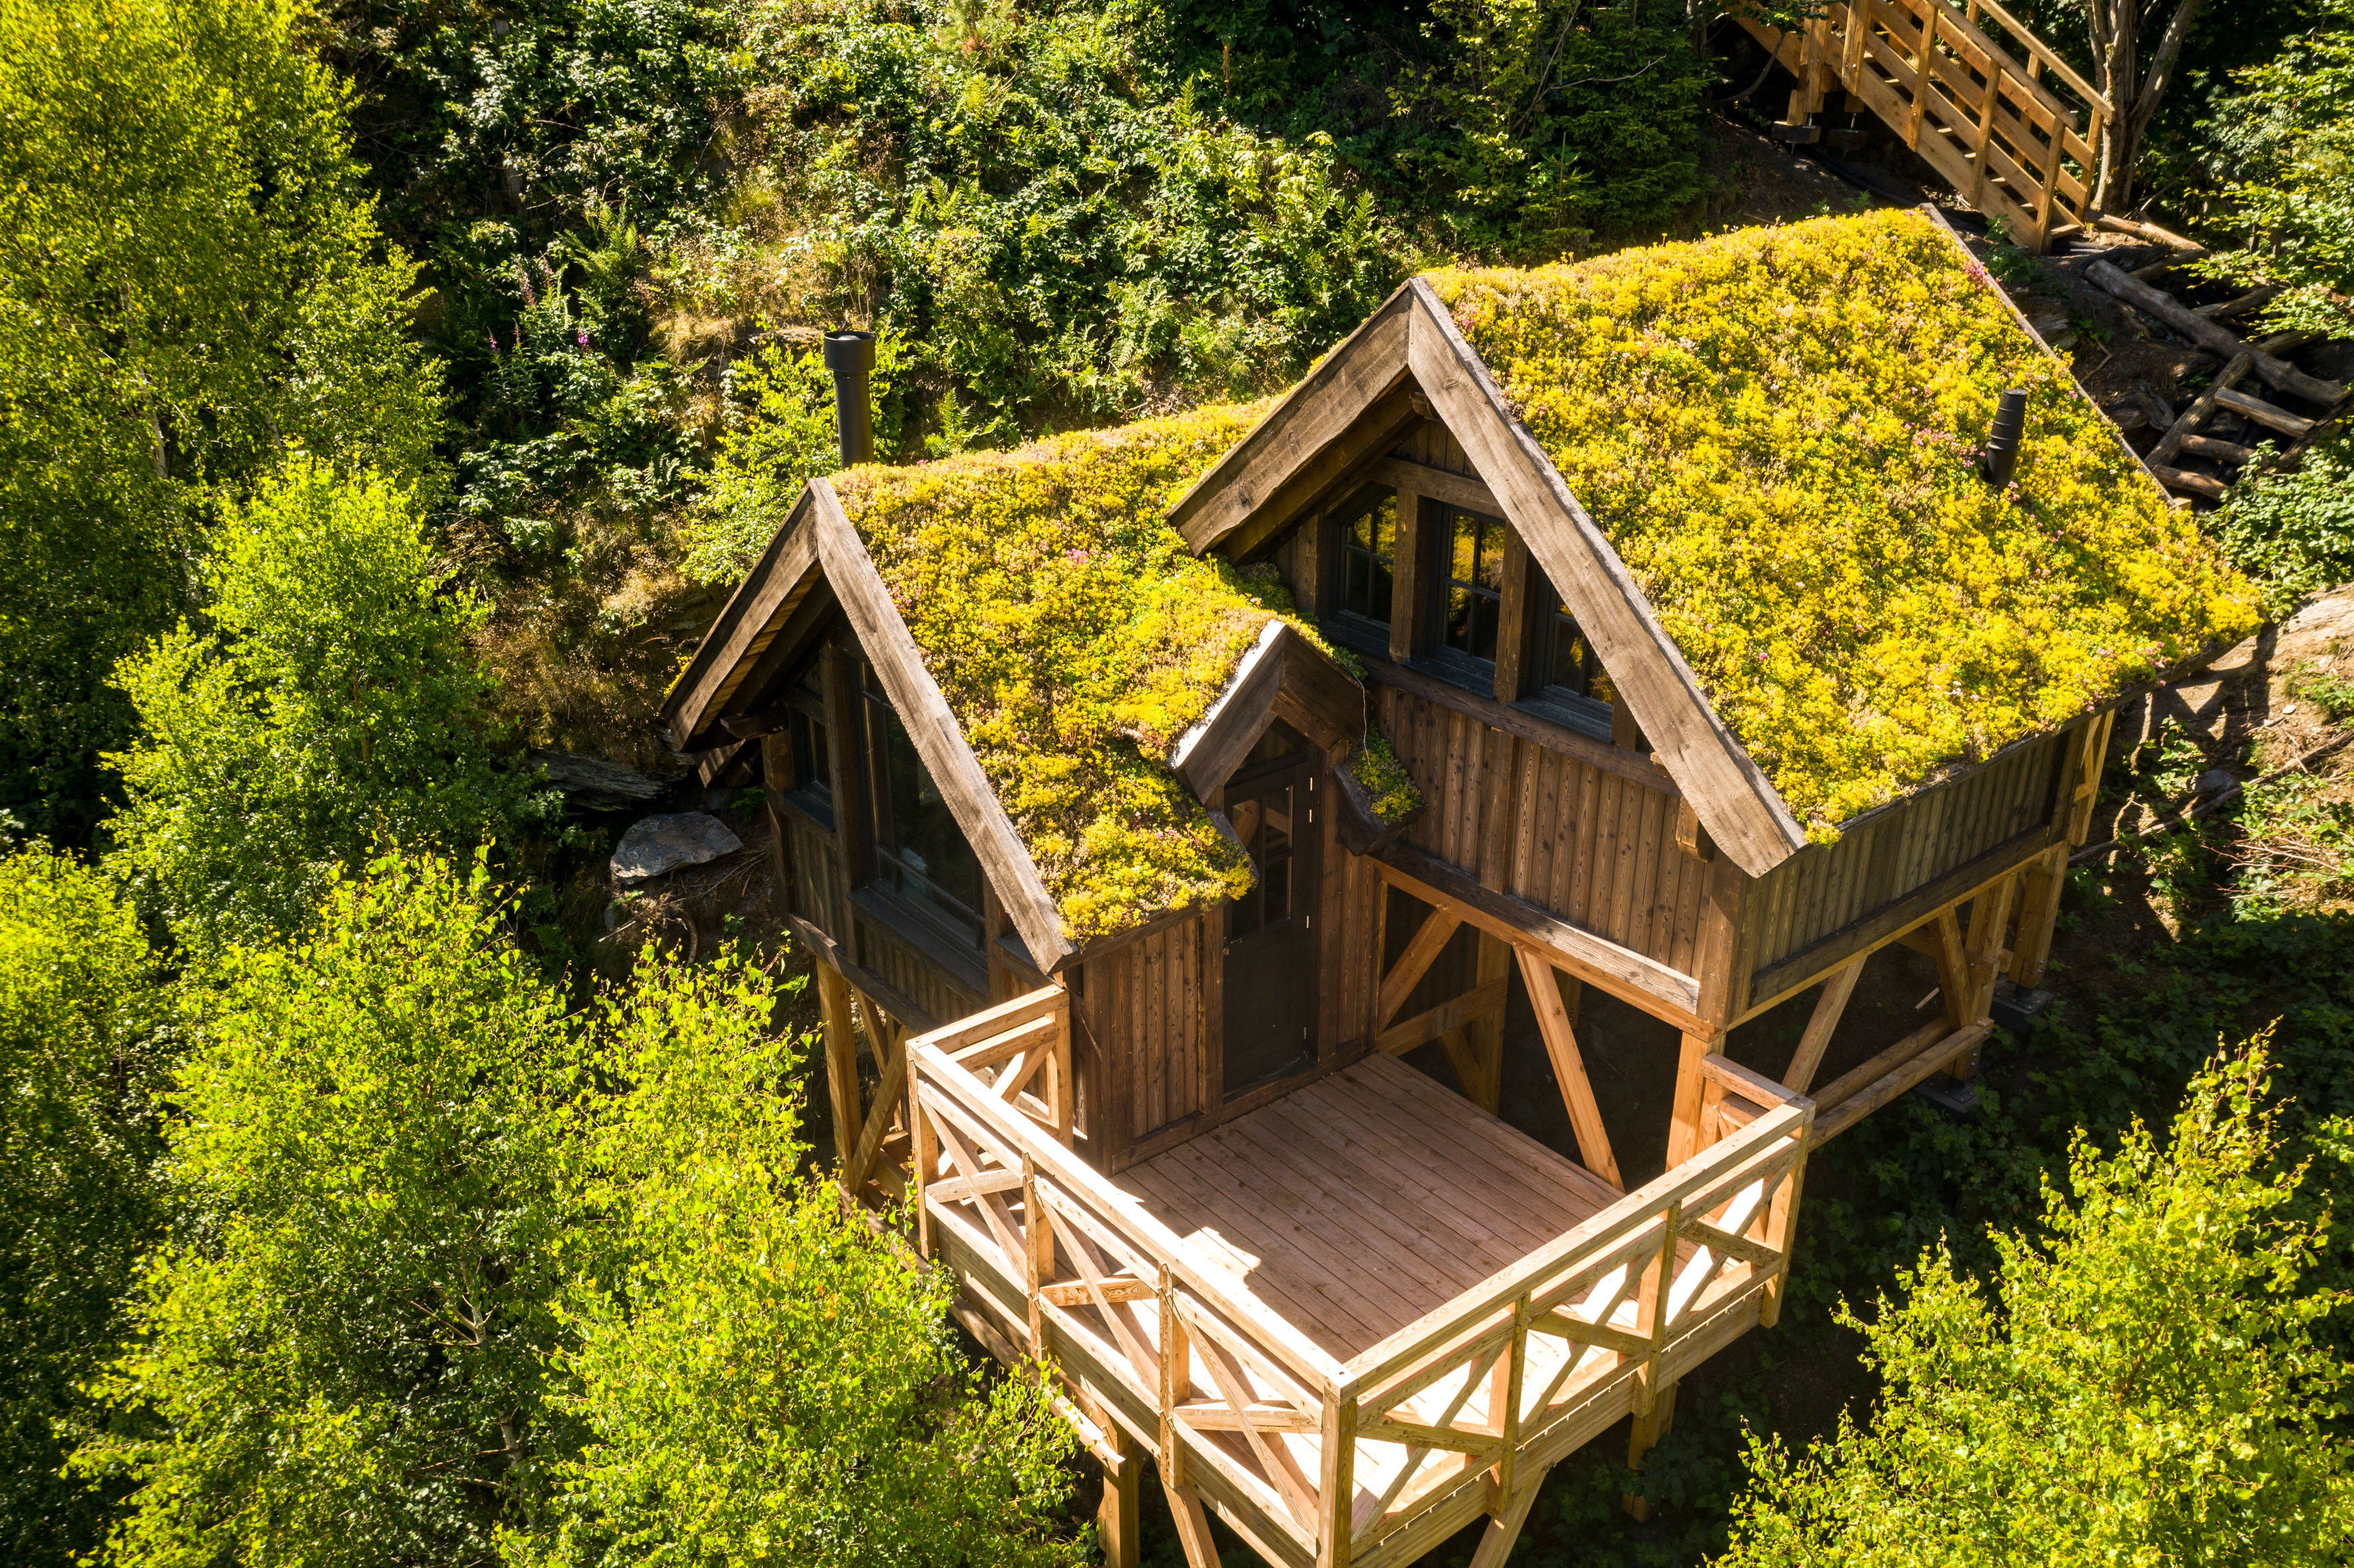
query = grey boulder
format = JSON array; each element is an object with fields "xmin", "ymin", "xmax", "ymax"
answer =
[
  {"xmin": 531, "ymin": 748, "xmax": 665, "ymax": 812},
  {"xmin": 611, "ymin": 812, "xmax": 743, "ymax": 881}
]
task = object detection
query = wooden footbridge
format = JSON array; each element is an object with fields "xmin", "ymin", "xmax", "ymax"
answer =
[{"xmin": 1742, "ymin": 0, "xmax": 2111, "ymax": 249}]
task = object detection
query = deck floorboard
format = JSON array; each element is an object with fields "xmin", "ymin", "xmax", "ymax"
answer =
[{"xmin": 1122, "ymin": 1054, "xmax": 1622, "ymax": 1361}]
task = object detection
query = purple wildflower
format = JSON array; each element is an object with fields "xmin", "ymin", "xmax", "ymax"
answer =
[{"xmin": 576, "ymin": 329, "xmax": 590, "ymax": 349}]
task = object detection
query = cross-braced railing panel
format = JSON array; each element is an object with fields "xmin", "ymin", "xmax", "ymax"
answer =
[{"xmin": 904, "ymin": 988, "xmax": 1815, "ymax": 1568}]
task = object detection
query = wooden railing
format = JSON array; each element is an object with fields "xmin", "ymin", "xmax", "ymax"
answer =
[
  {"xmin": 908, "ymin": 990, "xmax": 1815, "ymax": 1568},
  {"xmin": 1745, "ymin": 0, "xmax": 2112, "ymax": 249}
]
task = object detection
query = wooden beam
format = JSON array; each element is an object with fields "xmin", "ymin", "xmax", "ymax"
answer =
[
  {"xmin": 1373, "ymin": 844, "xmax": 1705, "ymax": 1027},
  {"xmin": 1518, "ymin": 947, "xmax": 1624, "ymax": 1188},
  {"xmin": 1099, "ymin": 1423, "xmax": 1141, "ymax": 1568},
  {"xmin": 1359, "ymin": 652, "xmax": 1678, "ymax": 789},
  {"xmin": 1745, "ymin": 824, "xmax": 2061, "ymax": 1009},
  {"xmin": 659, "ymin": 496, "xmax": 821, "ymax": 749},
  {"xmin": 1811, "ymin": 1025, "xmax": 1989, "ymax": 1146},
  {"xmin": 1930, "ymin": 906, "xmax": 1969, "ymax": 1033},
  {"xmin": 1782, "ymin": 957, "xmax": 1863, "ymax": 1096},
  {"xmin": 844, "ymin": 1012, "xmax": 909, "ymax": 1199},
  {"xmin": 1375, "ymin": 976, "xmax": 1505, "ymax": 1060},
  {"xmin": 1465, "ymin": 933, "xmax": 1513, "ymax": 1113},
  {"xmin": 1402, "ymin": 282, "xmax": 1809, "ymax": 879},
  {"xmin": 2008, "ymin": 842, "xmax": 2067, "ymax": 987},
  {"xmin": 1165, "ymin": 1480, "xmax": 1221, "ymax": 1568},
  {"xmin": 1377, "ymin": 904, "xmax": 1462, "ymax": 1029},
  {"xmin": 1467, "ymin": 1466, "xmax": 1552, "ymax": 1568}
]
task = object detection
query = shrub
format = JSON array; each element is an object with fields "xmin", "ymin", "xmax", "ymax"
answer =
[
  {"xmin": 2214, "ymin": 434, "xmax": 2354, "ymax": 617},
  {"xmin": 1718, "ymin": 1039, "xmax": 2354, "ymax": 1567}
]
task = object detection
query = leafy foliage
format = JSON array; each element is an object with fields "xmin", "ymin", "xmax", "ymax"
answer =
[
  {"xmin": 0, "ymin": 849, "xmax": 167, "ymax": 1564},
  {"xmin": 1719, "ymin": 1041, "xmax": 2354, "ymax": 1566},
  {"xmin": 2196, "ymin": 0, "xmax": 2354, "ymax": 338},
  {"xmin": 0, "ymin": 0, "xmax": 441, "ymax": 840},
  {"xmin": 522, "ymin": 948, "xmax": 1081, "ymax": 1568},
  {"xmin": 107, "ymin": 460, "xmax": 542, "ymax": 953},
  {"xmin": 2214, "ymin": 434, "xmax": 2354, "ymax": 619},
  {"xmin": 75, "ymin": 855, "xmax": 581, "ymax": 1567},
  {"xmin": 1427, "ymin": 210, "xmax": 2261, "ymax": 835}
]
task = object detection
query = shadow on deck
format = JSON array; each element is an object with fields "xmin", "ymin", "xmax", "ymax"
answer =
[{"xmin": 909, "ymin": 990, "xmax": 1814, "ymax": 1568}]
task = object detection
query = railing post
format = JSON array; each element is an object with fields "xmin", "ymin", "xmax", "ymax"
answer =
[
  {"xmin": 1759, "ymin": 1125, "xmax": 1813, "ymax": 1329},
  {"xmin": 1022, "ymin": 1154, "xmax": 1053, "ymax": 1357},
  {"xmin": 1159, "ymin": 1267, "xmax": 1188, "ymax": 1487},
  {"xmin": 1490, "ymin": 1294, "xmax": 1528, "ymax": 1503},
  {"xmin": 913, "ymin": 1072, "xmax": 938, "ymax": 1258},
  {"xmin": 1631, "ymin": 1199, "xmax": 1680, "ymax": 1417},
  {"xmin": 1318, "ymin": 1388, "xmax": 1358, "ymax": 1568},
  {"xmin": 1051, "ymin": 989, "xmax": 1075, "ymax": 1148}
]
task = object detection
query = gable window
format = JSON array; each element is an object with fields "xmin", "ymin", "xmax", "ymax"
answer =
[
  {"xmin": 1439, "ymin": 506, "xmax": 1509, "ymax": 669},
  {"xmin": 1333, "ymin": 487, "xmax": 1398, "ymax": 639},
  {"xmin": 1517, "ymin": 586, "xmax": 1616, "ymax": 736},
  {"xmin": 859, "ymin": 662, "xmax": 985, "ymax": 954},
  {"xmin": 782, "ymin": 658, "xmax": 833, "ymax": 822}
]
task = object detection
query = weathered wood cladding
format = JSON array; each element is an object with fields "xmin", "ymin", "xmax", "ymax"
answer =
[
  {"xmin": 1375, "ymin": 680, "xmax": 1708, "ymax": 977},
  {"xmin": 782, "ymin": 807, "xmax": 851, "ymax": 941},
  {"xmin": 1737, "ymin": 722, "xmax": 2074, "ymax": 999},
  {"xmin": 853, "ymin": 906, "xmax": 987, "ymax": 1028},
  {"xmin": 1075, "ymin": 914, "xmax": 1209, "ymax": 1157}
]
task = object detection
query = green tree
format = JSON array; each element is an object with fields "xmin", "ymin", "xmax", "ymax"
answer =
[
  {"xmin": 74, "ymin": 855, "xmax": 582, "ymax": 1567},
  {"xmin": 0, "ymin": 0, "xmax": 441, "ymax": 841},
  {"xmin": 0, "ymin": 847, "xmax": 167, "ymax": 1565},
  {"xmin": 520, "ymin": 951, "xmax": 1081, "ymax": 1568},
  {"xmin": 1717, "ymin": 1040, "xmax": 2354, "ymax": 1567},
  {"xmin": 106, "ymin": 458, "xmax": 539, "ymax": 953}
]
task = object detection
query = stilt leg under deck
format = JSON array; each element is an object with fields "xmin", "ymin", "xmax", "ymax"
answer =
[
  {"xmin": 814, "ymin": 961, "xmax": 860, "ymax": 1167},
  {"xmin": 1165, "ymin": 1477, "xmax": 1219, "ymax": 1568},
  {"xmin": 1623, "ymin": 1382, "xmax": 1680, "ymax": 1519},
  {"xmin": 1098, "ymin": 1425, "xmax": 1141, "ymax": 1568},
  {"xmin": 1469, "ymin": 1463, "xmax": 1555, "ymax": 1568}
]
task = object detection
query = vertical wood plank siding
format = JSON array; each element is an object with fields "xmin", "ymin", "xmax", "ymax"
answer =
[
  {"xmin": 1075, "ymin": 917, "xmax": 1208, "ymax": 1155},
  {"xmin": 1741, "ymin": 727, "xmax": 2068, "ymax": 984},
  {"xmin": 785, "ymin": 811, "xmax": 851, "ymax": 940},
  {"xmin": 1376, "ymin": 682, "xmax": 1705, "ymax": 974},
  {"xmin": 854, "ymin": 912, "xmax": 987, "ymax": 1025}
]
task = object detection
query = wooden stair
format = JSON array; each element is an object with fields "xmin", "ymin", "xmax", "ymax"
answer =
[{"xmin": 1742, "ymin": 0, "xmax": 2111, "ymax": 252}]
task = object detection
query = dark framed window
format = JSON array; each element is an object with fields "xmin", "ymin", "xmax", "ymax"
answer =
[
  {"xmin": 782, "ymin": 658, "xmax": 833, "ymax": 821},
  {"xmin": 1335, "ymin": 488, "xmax": 1398, "ymax": 631},
  {"xmin": 1516, "ymin": 587, "xmax": 1616, "ymax": 736},
  {"xmin": 859, "ymin": 662, "xmax": 985, "ymax": 953},
  {"xmin": 1440, "ymin": 506, "xmax": 1509, "ymax": 666}
]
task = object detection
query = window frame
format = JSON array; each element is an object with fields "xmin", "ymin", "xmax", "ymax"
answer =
[
  {"xmin": 855, "ymin": 660, "xmax": 989, "ymax": 962},
  {"xmin": 1320, "ymin": 483, "xmax": 1401, "ymax": 661}
]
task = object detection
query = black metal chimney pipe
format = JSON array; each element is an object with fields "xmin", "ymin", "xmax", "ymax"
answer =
[
  {"xmin": 1981, "ymin": 387, "xmax": 2028, "ymax": 489},
  {"xmin": 823, "ymin": 327, "xmax": 876, "ymax": 467}
]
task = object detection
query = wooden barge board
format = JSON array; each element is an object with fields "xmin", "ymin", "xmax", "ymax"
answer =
[{"xmin": 1122, "ymin": 1054, "xmax": 1680, "ymax": 1362}]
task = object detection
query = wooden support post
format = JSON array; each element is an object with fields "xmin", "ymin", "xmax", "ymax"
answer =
[
  {"xmin": 1468, "ymin": 1462, "xmax": 1551, "ymax": 1568},
  {"xmin": 2065, "ymin": 711, "xmax": 2115, "ymax": 847},
  {"xmin": 1667, "ymin": 1031, "xmax": 1720, "ymax": 1167},
  {"xmin": 1022, "ymin": 1154, "xmax": 1053, "ymax": 1355},
  {"xmin": 1467, "ymin": 932, "xmax": 1512, "ymax": 1113},
  {"xmin": 1165, "ymin": 1479, "xmax": 1221, "ymax": 1568},
  {"xmin": 1783, "ymin": 957, "xmax": 1863, "ymax": 1095},
  {"xmin": 911, "ymin": 1074, "xmax": 939, "ymax": 1257},
  {"xmin": 1099, "ymin": 1422, "xmax": 1141, "ymax": 1568},
  {"xmin": 815, "ymin": 962, "xmax": 861, "ymax": 1168},
  {"xmin": 843, "ymin": 1011, "xmax": 909, "ymax": 1200},
  {"xmin": 2008, "ymin": 842, "xmax": 2069, "ymax": 988},
  {"xmin": 1930, "ymin": 907, "xmax": 1970, "ymax": 1034},
  {"xmin": 1759, "ymin": 1130, "xmax": 1812, "ymax": 1329},
  {"xmin": 1622, "ymin": 1379, "xmax": 1679, "ymax": 1520},
  {"xmin": 1518, "ymin": 947, "xmax": 1622, "ymax": 1187},
  {"xmin": 1950, "ymin": 875, "xmax": 2020, "ymax": 1077},
  {"xmin": 1317, "ymin": 1395, "xmax": 1357, "ymax": 1568}
]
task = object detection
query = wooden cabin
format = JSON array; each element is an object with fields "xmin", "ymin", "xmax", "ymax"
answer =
[{"xmin": 659, "ymin": 209, "xmax": 2254, "ymax": 1568}]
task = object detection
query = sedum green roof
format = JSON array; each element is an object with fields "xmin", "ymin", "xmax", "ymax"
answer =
[
  {"xmin": 833, "ymin": 405, "xmax": 1323, "ymax": 941},
  {"xmin": 1425, "ymin": 210, "xmax": 2261, "ymax": 838}
]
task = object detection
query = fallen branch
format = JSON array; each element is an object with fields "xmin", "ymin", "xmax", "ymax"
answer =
[{"xmin": 2086, "ymin": 260, "xmax": 2346, "ymax": 407}]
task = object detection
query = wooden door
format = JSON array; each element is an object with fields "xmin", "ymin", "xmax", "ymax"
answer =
[{"xmin": 1221, "ymin": 731, "xmax": 1322, "ymax": 1097}]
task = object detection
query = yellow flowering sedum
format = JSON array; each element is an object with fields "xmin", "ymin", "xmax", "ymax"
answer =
[
  {"xmin": 835, "ymin": 404, "xmax": 1314, "ymax": 940},
  {"xmin": 1427, "ymin": 210, "xmax": 2259, "ymax": 836}
]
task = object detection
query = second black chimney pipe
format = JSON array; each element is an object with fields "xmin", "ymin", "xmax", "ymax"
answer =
[
  {"xmin": 1981, "ymin": 387, "xmax": 2028, "ymax": 489},
  {"xmin": 823, "ymin": 327, "xmax": 877, "ymax": 467}
]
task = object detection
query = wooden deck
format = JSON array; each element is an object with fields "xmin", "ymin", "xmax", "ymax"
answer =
[
  {"xmin": 1125, "ymin": 1055, "xmax": 1632, "ymax": 1362},
  {"xmin": 909, "ymin": 989, "xmax": 1813, "ymax": 1568}
]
